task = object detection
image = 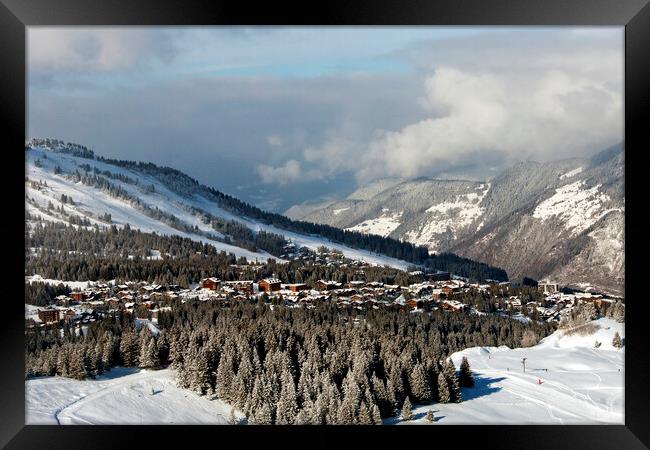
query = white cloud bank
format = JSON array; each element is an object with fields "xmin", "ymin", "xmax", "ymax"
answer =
[
  {"xmin": 257, "ymin": 160, "xmax": 302, "ymax": 185},
  {"xmin": 298, "ymin": 29, "xmax": 623, "ymax": 184},
  {"xmin": 353, "ymin": 65, "xmax": 622, "ymax": 182}
]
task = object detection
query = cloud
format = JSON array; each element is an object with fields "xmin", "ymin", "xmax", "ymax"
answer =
[
  {"xmin": 27, "ymin": 27, "xmax": 623, "ymax": 209},
  {"xmin": 266, "ymin": 135, "xmax": 284, "ymax": 147},
  {"xmin": 303, "ymin": 29, "xmax": 623, "ymax": 183},
  {"xmin": 257, "ymin": 160, "xmax": 303, "ymax": 185},
  {"xmin": 28, "ymin": 27, "xmax": 178, "ymax": 74},
  {"xmin": 352, "ymin": 66, "xmax": 622, "ymax": 182}
]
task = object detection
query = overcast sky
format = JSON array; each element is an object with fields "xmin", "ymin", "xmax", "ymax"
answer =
[{"xmin": 27, "ymin": 26, "xmax": 623, "ymax": 212}]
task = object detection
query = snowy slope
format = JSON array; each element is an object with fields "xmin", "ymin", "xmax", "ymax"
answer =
[
  {"xmin": 27, "ymin": 318, "xmax": 624, "ymax": 425},
  {"xmin": 25, "ymin": 145, "xmax": 412, "ymax": 269},
  {"xmin": 345, "ymin": 210, "xmax": 403, "ymax": 238},
  {"xmin": 26, "ymin": 367, "xmax": 243, "ymax": 425},
  {"xmin": 388, "ymin": 318, "xmax": 624, "ymax": 425}
]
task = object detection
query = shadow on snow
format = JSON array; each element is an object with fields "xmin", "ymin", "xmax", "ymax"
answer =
[
  {"xmin": 460, "ymin": 374, "xmax": 505, "ymax": 402},
  {"xmin": 384, "ymin": 375, "xmax": 505, "ymax": 424}
]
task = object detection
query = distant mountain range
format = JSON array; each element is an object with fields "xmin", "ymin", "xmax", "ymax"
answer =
[
  {"xmin": 292, "ymin": 143, "xmax": 624, "ymax": 295},
  {"xmin": 24, "ymin": 138, "xmax": 508, "ymax": 282}
]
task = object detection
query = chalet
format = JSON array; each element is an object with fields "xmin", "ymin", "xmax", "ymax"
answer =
[
  {"xmin": 63, "ymin": 309, "xmax": 76, "ymax": 322},
  {"xmin": 441, "ymin": 300, "xmax": 466, "ymax": 313},
  {"xmin": 118, "ymin": 291, "xmax": 135, "ymax": 301},
  {"xmin": 347, "ymin": 280, "xmax": 366, "ymax": 289},
  {"xmin": 201, "ymin": 277, "xmax": 221, "ymax": 291},
  {"xmin": 316, "ymin": 280, "xmax": 341, "ymax": 291},
  {"xmin": 55, "ymin": 295, "xmax": 71, "ymax": 307},
  {"xmin": 38, "ymin": 308, "xmax": 60, "ymax": 323},
  {"xmin": 441, "ymin": 286, "xmax": 455, "ymax": 296},
  {"xmin": 106, "ymin": 297, "xmax": 121, "ymax": 308},
  {"xmin": 405, "ymin": 299, "xmax": 422, "ymax": 310},
  {"xmin": 70, "ymin": 291, "xmax": 84, "ymax": 302},
  {"xmin": 224, "ymin": 281, "xmax": 254, "ymax": 294},
  {"xmin": 166, "ymin": 292, "xmax": 180, "ymax": 301},
  {"xmin": 287, "ymin": 283, "xmax": 309, "ymax": 293},
  {"xmin": 259, "ymin": 278, "xmax": 281, "ymax": 293},
  {"xmin": 576, "ymin": 293, "xmax": 605, "ymax": 308},
  {"xmin": 142, "ymin": 300, "xmax": 155, "ymax": 309},
  {"xmin": 138, "ymin": 285, "xmax": 154, "ymax": 295},
  {"xmin": 150, "ymin": 291, "xmax": 165, "ymax": 301}
]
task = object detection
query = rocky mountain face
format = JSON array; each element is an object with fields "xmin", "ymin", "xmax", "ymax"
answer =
[{"xmin": 294, "ymin": 143, "xmax": 624, "ymax": 294}]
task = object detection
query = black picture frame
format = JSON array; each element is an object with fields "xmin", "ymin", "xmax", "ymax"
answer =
[{"xmin": 1, "ymin": 0, "xmax": 648, "ymax": 448}]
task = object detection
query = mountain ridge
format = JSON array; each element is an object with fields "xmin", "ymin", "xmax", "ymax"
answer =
[
  {"xmin": 295, "ymin": 143, "xmax": 624, "ymax": 294},
  {"xmin": 25, "ymin": 138, "xmax": 508, "ymax": 282}
]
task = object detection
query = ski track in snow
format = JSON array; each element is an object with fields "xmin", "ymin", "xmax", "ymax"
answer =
[{"xmin": 27, "ymin": 368, "xmax": 242, "ymax": 425}]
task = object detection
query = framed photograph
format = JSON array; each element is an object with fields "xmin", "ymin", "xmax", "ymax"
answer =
[{"xmin": 2, "ymin": 0, "xmax": 648, "ymax": 447}]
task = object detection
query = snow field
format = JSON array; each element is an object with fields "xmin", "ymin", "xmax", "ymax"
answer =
[
  {"xmin": 26, "ymin": 367, "xmax": 244, "ymax": 425},
  {"xmin": 390, "ymin": 318, "xmax": 624, "ymax": 425}
]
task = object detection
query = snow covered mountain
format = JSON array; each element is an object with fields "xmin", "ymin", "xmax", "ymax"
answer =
[
  {"xmin": 295, "ymin": 143, "xmax": 624, "ymax": 294},
  {"xmin": 25, "ymin": 138, "xmax": 417, "ymax": 270}
]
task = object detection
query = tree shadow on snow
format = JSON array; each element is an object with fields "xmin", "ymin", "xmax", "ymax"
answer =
[
  {"xmin": 411, "ymin": 410, "xmax": 447, "ymax": 423},
  {"xmin": 460, "ymin": 375, "xmax": 506, "ymax": 401}
]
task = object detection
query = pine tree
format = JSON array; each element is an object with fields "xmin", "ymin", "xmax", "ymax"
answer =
[
  {"xmin": 437, "ymin": 372, "xmax": 451, "ymax": 403},
  {"xmin": 119, "ymin": 331, "xmax": 140, "ymax": 367},
  {"xmin": 443, "ymin": 360, "xmax": 462, "ymax": 402},
  {"xmin": 228, "ymin": 407, "xmax": 237, "ymax": 425},
  {"xmin": 425, "ymin": 409, "xmax": 434, "ymax": 423},
  {"xmin": 56, "ymin": 346, "xmax": 69, "ymax": 377},
  {"xmin": 215, "ymin": 355, "xmax": 235, "ymax": 401},
  {"xmin": 309, "ymin": 394, "xmax": 326, "ymax": 425},
  {"xmin": 68, "ymin": 346, "xmax": 87, "ymax": 380},
  {"xmin": 82, "ymin": 345, "xmax": 97, "ymax": 378},
  {"xmin": 612, "ymin": 331, "xmax": 623, "ymax": 349},
  {"xmin": 370, "ymin": 403, "xmax": 382, "ymax": 425},
  {"xmin": 93, "ymin": 342, "xmax": 104, "ymax": 376},
  {"xmin": 357, "ymin": 401, "xmax": 373, "ymax": 424},
  {"xmin": 254, "ymin": 402, "xmax": 274, "ymax": 425},
  {"xmin": 139, "ymin": 336, "xmax": 160, "ymax": 369},
  {"xmin": 408, "ymin": 363, "xmax": 432, "ymax": 402},
  {"xmin": 401, "ymin": 397, "xmax": 413, "ymax": 421},
  {"xmin": 610, "ymin": 301, "xmax": 625, "ymax": 323},
  {"xmin": 458, "ymin": 356, "xmax": 475, "ymax": 388},
  {"xmin": 386, "ymin": 378, "xmax": 399, "ymax": 415},
  {"xmin": 294, "ymin": 408, "xmax": 309, "ymax": 425},
  {"xmin": 276, "ymin": 370, "xmax": 299, "ymax": 424}
]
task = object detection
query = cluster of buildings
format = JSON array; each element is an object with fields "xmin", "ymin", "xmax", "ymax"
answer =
[
  {"xmin": 190, "ymin": 277, "xmax": 489, "ymax": 313},
  {"xmin": 26, "ymin": 273, "xmax": 623, "ymax": 331}
]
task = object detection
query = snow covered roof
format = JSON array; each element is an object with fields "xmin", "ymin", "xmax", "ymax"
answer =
[{"xmin": 261, "ymin": 278, "xmax": 281, "ymax": 284}]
